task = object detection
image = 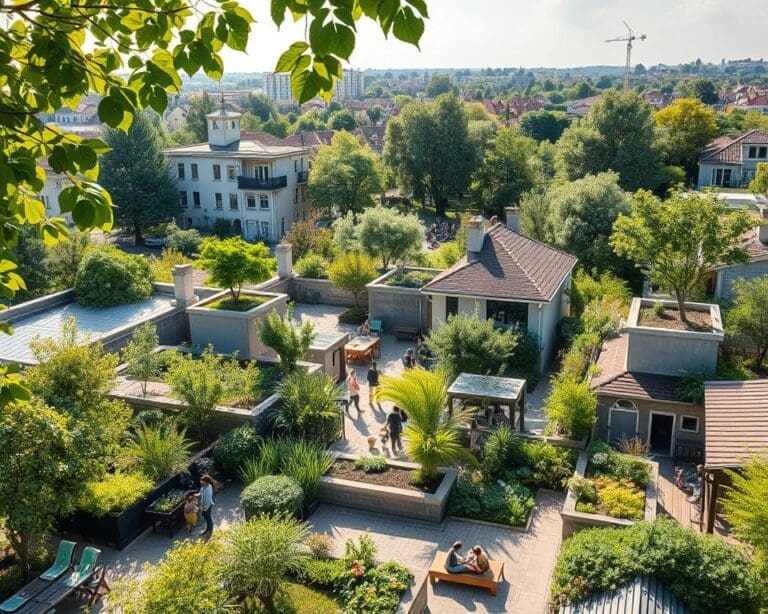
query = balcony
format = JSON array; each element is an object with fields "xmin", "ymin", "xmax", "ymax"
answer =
[
  {"xmin": 297, "ymin": 170, "xmax": 309, "ymax": 183},
  {"xmin": 237, "ymin": 175, "xmax": 287, "ymax": 190}
]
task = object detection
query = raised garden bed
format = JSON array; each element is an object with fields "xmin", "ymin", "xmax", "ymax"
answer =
[
  {"xmin": 328, "ymin": 458, "xmax": 441, "ymax": 494},
  {"xmin": 58, "ymin": 445, "xmax": 213, "ymax": 549},
  {"xmin": 561, "ymin": 448, "xmax": 658, "ymax": 539},
  {"xmin": 145, "ymin": 489, "xmax": 189, "ymax": 538},
  {"xmin": 318, "ymin": 453, "xmax": 457, "ymax": 523},
  {"xmin": 338, "ymin": 307, "xmax": 368, "ymax": 325},
  {"xmin": 638, "ymin": 305, "xmax": 712, "ymax": 332},
  {"xmin": 204, "ymin": 294, "xmax": 271, "ymax": 312}
]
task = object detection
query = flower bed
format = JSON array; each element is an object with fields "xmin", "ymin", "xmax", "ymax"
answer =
[
  {"xmin": 318, "ymin": 453, "xmax": 457, "ymax": 523},
  {"xmin": 561, "ymin": 443, "xmax": 658, "ymax": 538},
  {"xmin": 328, "ymin": 458, "xmax": 441, "ymax": 494},
  {"xmin": 448, "ymin": 475, "xmax": 535, "ymax": 529}
]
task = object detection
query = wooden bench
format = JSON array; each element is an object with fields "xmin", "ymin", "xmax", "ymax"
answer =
[
  {"xmin": 428, "ymin": 551, "xmax": 505, "ymax": 596},
  {"xmin": 393, "ymin": 324, "xmax": 419, "ymax": 341}
]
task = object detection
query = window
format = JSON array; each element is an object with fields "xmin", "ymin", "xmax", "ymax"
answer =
[
  {"xmin": 294, "ymin": 160, "xmax": 298, "ymax": 172},
  {"xmin": 227, "ymin": 165, "xmax": 236, "ymax": 181},
  {"xmin": 214, "ymin": 193, "xmax": 223, "ymax": 210},
  {"xmin": 191, "ymin": 163, "xmax": 198, "ymax": 180},
  {"xmin": 231, "ymin": 120, "xmax": 236, "ymax": 129},
  {"xmin": 177, "ymin": 163, "xmax": 185, "ymax": 179},
  {"xmin": 259, "ymin": 195, "xmax": 269, "ymax": 209},
  {"xmin": 261, "ymin": 221, "xmax": 271, "ymax": 240},
  {"xmin": 487, "ymin": 300, "xmax": 528, "ymax": 329},
  {"xmin": 749, "ymin": 146, "xmax": 757, "ymax": 158},
  {"xmin": 54, "ymin": 180, "xmax": 61, "ymax": 190},
  {"xmin": 213, "ymin": 164, "xmax": 221, "ymax": 181},
  {"xmin": 41, "ymin": 195, "xmax": 50, "ymax": 209},
  {"xmin": 255, "ymin": 165, "xmax": 269, "ymax": 181},
  {"xmin": 229, "ymin": 194, "xmax": 238, "ymax": 210},
  {"xmin": 760, "ymin": 146, "xmax": 768, "ymax": 159},
  {"xmin": 294, "ymin": 187, "xmax": 299, "ymax": 204},
  {"xmin": 212, "ymin": 120, "xmax": 219, "ymax": 129},
  {"xmin": 712, "ymin": 168, "xmax": 732, "ymax": 187},
  {"xmin": 179, "ymin": 191, "xmax": 188, "ymax": 208},
  {"xmin": 446, "ymin": 296, "xmax": 459, "ymax": 318},
  {"xmin": 681, "ymin": 416, "xmax": 699, "ymax": 433},
  {"xmin": 614, "ymin": 399, "xmax": 636, "ymax": 409},
  {"xmin": 246, "ymin": 194, "xmax": 256, "ymax": 209},
  {"xmin": 192, "ymin": 191, "xmax": 201, "ymax": 208}
]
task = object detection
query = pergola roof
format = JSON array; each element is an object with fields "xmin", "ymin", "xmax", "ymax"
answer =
[
  {"xmin": 447, "ymin": 373, "xmax": 525, "ymax": 405},
  {"xmin": 704, "ymin": 380, "xmax": 768, "ymax": 469}
]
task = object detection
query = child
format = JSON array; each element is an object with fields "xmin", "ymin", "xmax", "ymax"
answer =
[{"xmin": 184, "ymin": 492, "xmax": 199, "ymax": 534}]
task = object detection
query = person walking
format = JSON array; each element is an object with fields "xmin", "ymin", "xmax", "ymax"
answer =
[
  {"xmin": 198, "ymin": 475, "xmax": 215, "ymax": 536},
  {"xmin": 366, "ymin": 361, "xmax": 380, "ymax": 408},
  {"xmin": 347, "ymin": 370, "xmax": 361, "ymax": 415},
  {"xmin": 386, "ymin": 406, "xmax": 404, "ymax": 453}
]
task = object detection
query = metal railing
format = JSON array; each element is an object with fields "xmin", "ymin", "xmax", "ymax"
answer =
[{"xmin": 237, "ymin": 175, "xmax": 287, "ymax": 190}]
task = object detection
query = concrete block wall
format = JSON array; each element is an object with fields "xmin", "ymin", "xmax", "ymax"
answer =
[{"xmin": 290, "ymin": 277, "xmax": 365, "ymax": 307}]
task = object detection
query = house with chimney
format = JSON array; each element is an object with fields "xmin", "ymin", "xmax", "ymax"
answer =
[
  {"xmin": 697, "ymin": 129, "xmax": 768, "ymax": 188},
  {"xmin": 421, "ymin": 208, "xmax": 577, "ymax": 373}
]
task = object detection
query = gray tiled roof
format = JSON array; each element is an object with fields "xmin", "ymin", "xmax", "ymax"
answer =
[
  {"xmin": 698, "ymin": 129, "xmax": 768, "ymax": 164},
  {"xmin": 558, "ymin": 575, "xmax": 689, "ymax": 613},
  {"xmin": 422, "ymin": 223, "xmax": 577, "ymax": 302}
]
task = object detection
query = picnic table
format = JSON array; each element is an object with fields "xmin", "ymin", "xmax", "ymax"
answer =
[{"xmin": 345, "ymin": 336, "xmax": 381, "ymax": 364}]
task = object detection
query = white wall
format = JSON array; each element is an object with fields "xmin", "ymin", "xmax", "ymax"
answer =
[{"xmin": 39, "ymin": 172, "xmax": 73, "ymax": 226}]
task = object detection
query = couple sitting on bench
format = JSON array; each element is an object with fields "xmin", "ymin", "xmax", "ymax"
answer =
[{"xmin": 445, "ymin": 541, "xmax": 489, "ymax": 575}]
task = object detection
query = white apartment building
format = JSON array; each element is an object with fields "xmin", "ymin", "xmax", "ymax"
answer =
[
  {"xmin": 37, "ymin": 162, "xmax": 74, "ymax": 227},
  {"xmin": 164, "ymin": 108, "xmax": 311, "ymax": 243},
  {"xmin": 264, "ymin": 69, "xmax": 364, "ymax": 104}
]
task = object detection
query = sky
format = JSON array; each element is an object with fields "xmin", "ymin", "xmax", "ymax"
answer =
[{"xmin": 220, "ymin": 0, "xmax": 768, "ymax": 72}]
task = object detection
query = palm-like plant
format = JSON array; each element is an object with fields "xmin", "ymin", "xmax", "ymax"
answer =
[
  {"xmin": 121, "ymin": 422, "xmax": 194, "ymax": 482},
  {"xmin": 376, "ymin": 368, "xmax": 475, "ymax": 482},
  {"xmin": 274, "ymin": 370, "xmax": 342, "ymax": 444}
]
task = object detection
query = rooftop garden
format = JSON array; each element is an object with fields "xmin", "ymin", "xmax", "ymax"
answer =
[
  {"xmin": 638, "ymin": 301, "xmax": 712, "ymax": 332},
  {"xmin": 382, "ymin": 269, "xmax": 435, "ymax": 288}
]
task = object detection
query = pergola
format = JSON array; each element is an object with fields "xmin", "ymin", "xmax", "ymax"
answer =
[
  {"xmin": 701, "ymin": 380, "xmax": 768, "ymax": 533},
  {"xmin": 446, "ymin": 373, "xmax": 526, "ymax": 431}
]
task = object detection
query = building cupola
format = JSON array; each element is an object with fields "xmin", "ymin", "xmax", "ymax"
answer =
[{"xmin": 206, "ymin": 95, "xmax": 241, "ymax": 149}]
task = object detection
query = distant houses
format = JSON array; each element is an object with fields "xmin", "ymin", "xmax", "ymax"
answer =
[{"xmin": 697, "ymin": 129, "xmax": 768, "ymax": 189}]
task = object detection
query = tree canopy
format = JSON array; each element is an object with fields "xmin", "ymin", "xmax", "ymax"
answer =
[
  {"xmin": 100, "ymin": 112, "xmax": 180, "ymax": 243},
  {"xmin": 556, "ymin": 91, "xmax": 664, "ymax": 192},
  {"xmin": 519, "ymin": 109, "xmax": 569, "ymax": 143},
  {"xmin": 471, "ymin": 127, "xmax": 538, "ymax": 217},
  {"xmin": 425, "ymin": 74, "xmax": 455, "ymax": 97},
  {"xmin": 656, "ymin": 98, "xmax": 717, "ymax": 179},
  {"xmin": 307, "ymin": 131, "xmax": 382, "ymax": 216},
  {"xmin": 750, "ymin": 162, "xmax": 768, "ymax": 194},
  {"xmin": 198, "ymin": 237, "xmax": 275, "ymax": 302},
  {"xmin": 384, "ymin": 94, "xmax": 475, "ymax": 216},
  {"xmin": 611, "ymin": 190, "xmax": 752, "ymax": 322},
  {"xmin": 327, "ymin": 252, "xmax": 378, "ymax": 307},
  {"xmin": 727, "ymin": 277, "xmax": 768, "ymax": 370},
  {"xmin": 334, "ymin": 207, "xmax": 423, "ymax": 268}
]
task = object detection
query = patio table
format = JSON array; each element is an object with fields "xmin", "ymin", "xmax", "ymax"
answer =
[{"xmin": 345, "ymin": 336, "xmax": 381, "ymax": 364}]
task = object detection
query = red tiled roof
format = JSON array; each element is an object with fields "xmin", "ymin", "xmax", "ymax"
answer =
[
  {"xmin": 699, "ymin": 129, "xmax": 768, "ymax": 164},
  {"xmin": 590, "ymin": 335, "xmax": 691, "ymax": 404},
  {"xmin": 704, "ymin": 380, "xmax": 768, "ymax": 468},
  {"xmin": 422, "ymin": 223, "xmax": 576, "ymax": 302}
]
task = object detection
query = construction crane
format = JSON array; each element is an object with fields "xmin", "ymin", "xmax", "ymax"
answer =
[{"xmin": 606, "ymin": 21, "xmax": 646, "ymax": 91}]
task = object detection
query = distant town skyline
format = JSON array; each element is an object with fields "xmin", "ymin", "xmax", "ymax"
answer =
[{"xmin": 220, "ymin": 0, "xmax": 768, "ymax": 73}]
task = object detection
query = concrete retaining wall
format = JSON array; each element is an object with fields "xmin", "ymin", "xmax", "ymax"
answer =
[
  {"xmin": 290, "ymin": 277, "xmax": 365, "ymax": 307},
  {"xmin": 319, "ymin": 453, "xmax": 457, "ymax": 523},
  {"xmin": 560, "ymin": 450, "xmax": 658, "ymax": 538},
  {"xmin": 365, "ymin": 268, "xmax": 440, "ymax": 333}
]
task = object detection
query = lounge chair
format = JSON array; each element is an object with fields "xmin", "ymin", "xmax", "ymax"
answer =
[
  {"xmin": 40, "ymin": 540, "xmax": 76, "ymax": 582},
  {"xmin": 369, "ymin": 320, "xmax": 383, "ymax": 336},
  {"xmin": 0, "ymin": 594, "xmax": 29, "ymax": 613},
  {"xmin": 63, "ymin": 547, "xmax": 100, "ymax": 588},
  {"xmin": 76, "ymin": 565, "xmax": 110, "ymax": 606}
]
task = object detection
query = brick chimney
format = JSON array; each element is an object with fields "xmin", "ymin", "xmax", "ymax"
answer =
[
  {"xmin": 466, "ymin": 216, "xmax": 486, "ymax": 260},
  {"xmin": 505, "ymin": 206, "xmax": 520, "ymax": 232},
  {"xmin": 275, "ymin": 243, "xmax": 293, "ymax": 278},
  {"xmin": 759, "ymin": 206, "xmax": 768, "ymax": 244}
]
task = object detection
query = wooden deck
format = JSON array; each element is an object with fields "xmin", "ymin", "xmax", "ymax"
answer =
[{"xmin": 656, "ymin": 459, "xmax": 703, "ymax": 531}]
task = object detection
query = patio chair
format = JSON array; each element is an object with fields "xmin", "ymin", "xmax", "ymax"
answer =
[
  {"xmin": 369, "ymin": 319, "xmax": 383, "ymax": 336},
  {"xmin": 0, "ymin": 594, "xmax": 29, "ymax": 613},
  {"xmin": 63, "ymin": 547, "xmax": 101, "ymax": 588},
  {"xmin": 76, "ymin": 566, "xmax": 110, "ymax": 606},
  {"xmin": 39, "ymin": 540, "xmax": 76, "ymax": 582}
]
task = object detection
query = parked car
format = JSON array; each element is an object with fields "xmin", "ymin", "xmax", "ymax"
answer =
[
  {"xmin": 144, "ymin": 235, "xmax": 167, "ymax": 247},
  {"xmin": 313, "ymin": 218, "xmax": 334, "ymax": 229}
]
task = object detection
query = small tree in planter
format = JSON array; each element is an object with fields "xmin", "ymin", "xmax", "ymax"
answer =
[
  {"xmin": 327, "ymin": 251, "xmax": 377, "ymax": 310},
  {"xmin": 544, "ymin": 377, "xmax": 597, "ymax": 440},
  {"xmin": 122, "ymin": 322, "xmax": 162, "ymax": 396},
  {"xmin": 257, "ymin": 304, "xmax": 315, "ymax": 372},
  {"xmin": 197, "ymin": 237, "xmax": 275, "ymax": 305}
]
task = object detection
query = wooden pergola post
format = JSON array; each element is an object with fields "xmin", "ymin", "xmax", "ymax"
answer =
[{"xmin": 704, "ymin": 469, "xmax": 721, "ymax": 534}]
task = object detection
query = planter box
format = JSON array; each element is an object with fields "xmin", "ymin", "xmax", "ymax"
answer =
[
  {"xmin": 186, "ymin": 290, "xmax": 289, "ymax": 359},
  {"xmin": 338, "ymin": 307, "xmax": 368, "ymax": 325},
  {"xmin": 318, "ymin": 453, "xmax": 457, "ymax": 523},
  {"xmin": 58, "ymin": 446, "xmax": 214, "ymax": 549},
  {"xmin": 145, "ymin": 498, "xmax": 187, "ymax": 538},
  {"xmin": 560, "ymin": 450, "xmax": 658, "ymax": 539},
  {"xmin": 519, "ymin": 432, "xmax": 588, "ymax": 450},
  {"xmin": 366, "ymin": 268, "xmax": 441, "ymax": 333},
  {"xmin": 624, "ymin": 298, "xmax": 724, "ymax": 376},
  {"xmin": 290, "ymin": 277, "xmax": 364, "ymax": 307}
]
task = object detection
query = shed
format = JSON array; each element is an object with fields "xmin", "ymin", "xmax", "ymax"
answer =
[{"xmin": 558, "ymin": 575, "xmax": 689, "ymax": 613}]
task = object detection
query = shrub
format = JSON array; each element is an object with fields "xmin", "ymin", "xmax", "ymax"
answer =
[
  {"xmin": 120, "ymin": 423, "xmax": 194, "ymax": 482},
  {"xmin": 481, "ymin": 426, "xmax": 522, "ymax": 482},
  {"xmin": 617, "ymin": 435, "xmax": 650, "ymax": 457},
  {"xmin": 147, "ymin": 248, "xmax": 190, "ymax": 283},
  {"xmin": 273, "ymin": 369, "xmax": 342, "ymax": 444},
  {"xmin": 587, "ymin": 441, "xmax": 650, "ymax": 489},
  {"xmin": 568, "ymin": 476, "xmax": 597, "ymax": 504},
  {"xmin": 518, "ymin": 441, "xmax": 576, "ymax": 490},
  {"xmin": 198, "ymin": 237, "xmax": 275, "ymax": 302},
  {"xmin": 354, "ymin": 455, "xmax": 389, "ymax": 473},
  {"xmin": 594, "ymin": 477, "xmax": 645, "ymax": 520},
  {"xmin": 342, "ymin": 534, "xmax": 378, "ymax": 569},
  {"xmin": 653, "ymin": 300, "xmax": 665, "ymax": 317},
  {"xmin": 132, "ymin": 409, "xmax": 169, "ymax": 430},
  {"xmin": 166, "ymin": 224, "xmax": 202, "ymax": 257},
  {"xmin": 551, "ymin": 518, "xmax": 760, "ymax": 612},
  {"xmin": 212, "ymin": 426, "xmax": 262, "ymax": 478},
  {"xmin": 448, "ymin": 475, "xmax": 534, "ymax": 527},
  {"xmin": 294, "ymin": 253, "xmax": 328, "ymax": 279},
  {"xmin": 385, "ymin": 270, "xmax": 434, "ymax": 288},
  {"xmin": 544, "ymin": 377, "xmax": 596, "ymax": 439},
  {"xmin": 79, "ymin": 471, "xmax": 153, "ymax": 517},
  {"xmin": 305, "ymin": 533, "xmax": 335, "ymax": 560},
  {"xmin": 339, "ymin": 560, "xmax": 412, "ymax": 614},
  {"xmin": 74, "ymin": 246, "xmax": 154, "ymax": 307},
  {"xmin": 327, "ymin": 251, "xmax": 378, "ymax": 308},
  {"xmin": 281, "ymin": 442, "xmax": 334, "ymax": 508},
  {"xmin": 569, "ymin": 270, "xmax": 631, "ymax": 318},
  {"xmin": 296, "ymin": 557, "xmax": 346, "ymax": 586},
  {"xmin": 240, "ymin": 475, "xmax": 303, "ymax": 519},
  {"xmin": 258, "ymin": 304, "xmax": 316, "ymax": 373}
]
